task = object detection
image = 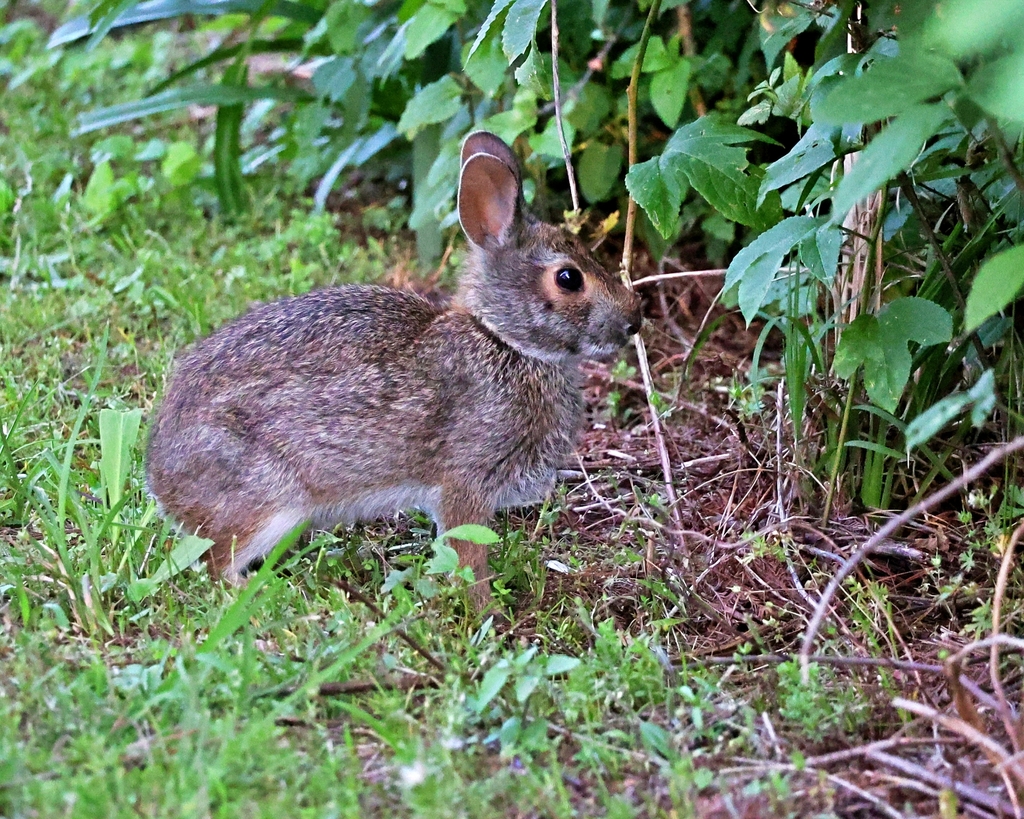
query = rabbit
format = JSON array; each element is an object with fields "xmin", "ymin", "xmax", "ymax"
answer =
[{"xmin": 145, "ymin": 131, "xmax": 642, "ymax": 610}]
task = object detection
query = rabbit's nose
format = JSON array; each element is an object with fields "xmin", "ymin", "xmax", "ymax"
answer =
[{"xmin": 625, "ymin": 316, "xmax": 642, "ymax": 336}]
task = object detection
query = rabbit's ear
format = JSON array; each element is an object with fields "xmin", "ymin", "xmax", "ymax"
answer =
[
  {"xmin": 459, "ymin": 152, "xmax": 521, "ymax": 247},
  {"xmin": 461, "ymin": 132, "xmax": 520, "ymax": 184}
]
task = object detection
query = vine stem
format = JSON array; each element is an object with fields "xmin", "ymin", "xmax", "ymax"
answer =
[
  {"xmin": 549, "ymin": 0, "xmax": 579, "ymax": 213},
  {"xmin": 618, "ymin": 0, "xmax": 686, "ymax": 565}
]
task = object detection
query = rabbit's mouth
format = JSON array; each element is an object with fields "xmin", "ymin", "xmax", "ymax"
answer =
[{"xmin": 584, "ymin": 340, "xmax": 631, "ymax": 362}]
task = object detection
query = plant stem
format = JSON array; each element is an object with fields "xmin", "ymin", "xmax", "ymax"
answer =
[
  {"xmin": 549, "ymin": 0, "xmax": 579, "ymax": 213},
  {"xmin": 821, "ymin": 372, "xmax": 856, "ymax": 525},
  {"xmin": 987, "ymin": 117, "xmax": 1024, "ymax": 198},
  {"xmin": 619, "ymin": 0, "xmax": 685, "ymax": 565}
]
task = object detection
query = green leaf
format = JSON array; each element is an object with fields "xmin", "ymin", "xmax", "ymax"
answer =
[
  {"xmin": 662, "ymin": 116, "xmax": 781, "ymax": 230},
  {"xmin": 82, "ymin": 160, "xmax": 117, "ymax": 218},
  {"xmin": 463, "ymin": 26, "xmax": 508, "ymax": 97},
  {"xmin": 760, "ymin": 6, "xmax": 814, "ymax": 69},
  {"xmin": 98, "ymin": 408, "xmax": 142, "ymax": 509},
  {"xmin": 817, "ymin": 51, "xmax": 961, "ymax": 124},
  {"xmin": 965, "ymin": 245, "xmax": 1024, "ymax": 331},
  {"xmin": 905, "ymin": 370, "xmax": 996, "ymax": 450},
  {"xmin": 800, "ymin": 221, "xmax": 842, "ymax": 284},
  {"xmin": 397, "ymin": 75, "xmax": 462, "ymax": 137},
  {"xmin": 968, "ymin": 50, "xmax": 1024, "ymax": 124},
  {"xmin": 405, "ymin": 1, "xmax": 463, "ymax": 60},
  {"xmin": 425, "ymin": 542, "xmax": 460, "ymax": 574},
  {"xmin": 474, "ymin": 662, "xmax": 511, "ymax": 712},
  {"xmin": 148, "ymin": 534, "xmax": 214, "ymax": 584},
  {"xmin": 578, "ymin": 141, "xmax": 623, "ymax": 203},
  {"xmin": 49, "ymin": 0, "xmax": 319, "ymax": 48},
  {"xmin": 610, "ymin": 36, "xmax": 671, "ymax": 79},
  {"xmin": 440, "ymin": 524, "xmax": 500, "ymax": 545},
  {"xmin": 77, "ymin": 84, "xmax": 309, "ymax": 134},
  {"xmin": 724, "ymin": 216, "xmax": 821, "ymax": 324},
  {"xmin": 544, "ymin": 654, "xmax": 580, "ymax": 676},
  {"xmin": 650, "ymin": 58, "xmax": 691, "ymax": 130},
  {"xmin": 468, "ymin": 0, "xmax": 513, "ymax": 60},
  {"xmin": 834, "ymin": 297, "xmax": 952, "ymax": 412},
  {"xmin": 214, "ymin": 65, "xmax": 245, "ymax": 215},
  {"xmin": 312, "ymin": 56, "xmax": 357, "ymax": 103},
  {"xmin": 831, "ymin": 104, "xmax": 949, "ymax": 220},
  {"xmin": 502, "ymin": 0, "xmax": 547, "ymax": 62},
  {"xmin": 624, "ymin": 155, "xmax": 684, "ymax": 239},
  {"xmin": 161, "ymin": 141, "xmax": 200, "ymax": 187},
  {"xmin": 759, "ymin": 122, "xmax": 838, "ymax": 206}
]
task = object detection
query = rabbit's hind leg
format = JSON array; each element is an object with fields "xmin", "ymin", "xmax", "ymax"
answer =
[{"xmin": 204, "ymin": 507, "xmax": 310, "ymax": 583}]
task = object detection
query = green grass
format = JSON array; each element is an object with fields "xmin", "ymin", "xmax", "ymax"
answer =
[{"xmin": 2, "ymin": 9, "xmax": 1015, "ymax": 819}]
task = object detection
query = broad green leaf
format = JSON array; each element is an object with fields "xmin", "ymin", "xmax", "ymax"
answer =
[
  {"xmin": 161, "ymin": 141, "xmax": 200, "ymax": 187},
  {"xmin": 650, "ymin": 58, "xmax": 691, "ymax": 129},
  {"xmin": 405, "ymin": 1, "xmax": 463, "ymax": 60},
  {"xmin": 724, "ymin": 216, "xmax": 821, "ymax": 324},
  {"xmin": 98, "ymin": 408, "xmax": 142, "ymax": 509},
  {"xmin": 817, "ymin": 51, "xmax": 961, "ymax": 124},
  {"xmin": 610, "ymin": 36, "xmax": 671, "ymax": 79},
  {"xmin": 397, "ymin": 76, "xmax": 462, "ymax": 137},
  {"xmin": 800, "ymin": 221, "xmax": 842, "ymax": 284},
  {"xmin": 82, "ymin": 160, "xmax": 117, "ymax": 217},
  {"xmin": 834, "ymin": 297, "xmax": 952, "ymax": 412},
  {"xmin": 922, "ymin": 0, "xmax": 1024, "ymax": 57},
  {"xmin": 578, "ymin": 141, "xmax": 623, "ymax": 203},
  {"xmin": 425, "ymin": 542, "xmax": 460, "ymax": 574},
  {"xmin": 831, "ymin": 104, "xmax": 949, "ymax": 220},
  {"xmin": 77, "ymin": 84, "xmax": 309, "ymax": 133},
  {"xmin": 312, "ymin": 56, "xmax": 357, "ymax": 103},
  {"xmin": 544, "ymin": 655, "xmax": 580, "ymax": 675},
  {"xmin": 965, "ymin": 244, "xmax": 1024, "ymax": 331},
  {"xmin": 474, "ymin": 662, "xmax": 511, "ymax": 712},
  {"xmin": 149, "ymin": 534, "xmax": 213, "ymax": 584},
  {"xmin": 624, "ymin": 155, "xmax": 684, "ymax": 239},
  {"xmin": 49, "ymin": 0, "xmax": 319, "ymax": 48},
  {"xmin": 441, "ymin": 524, "xmax": 500, "ymax": 545},
  {"xmin": 662, "ymin": 116, "xmax": 781, "ymax": 230},
  {"xmin": 759, "ymin": 122, "xmax": 838, "ymax": 205},
  {"xmin": 760, "ymin": 6, "xmax": 814, "ymax": 69},
  {"xmin": 502, "ymin": 0, "xmax": 547, "ymax": 62},
  {"xmin": 967, "ymin": 50, "xmax": 1024, "ymax": 124}
]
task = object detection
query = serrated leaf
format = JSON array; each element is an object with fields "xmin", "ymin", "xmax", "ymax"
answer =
[
  {"xmin": 474, "ymin": 663, "xmax": 511, "ymax": 712},
  {"xmin": 724, "ymin": 216, "xmax": 821, "ymax": 324},
  {"xmin": 625, "ymin": 155, "xmax": 684, "ymax": 239},
  {"xmin": 662, "ymin": 116, "xmax": 781, "ymax": 229},
  {"xmin": 965, "ymin": 244, "xmax": 1024, "ymax": 331},
  {"xmin": 463, "ymin": 26, "xmax": 507, "ymax": 97},
  {"xmin": 397, "ymin": 75, "xmax": 462, "ymax": 137},
  {"xmin": 502, "ymin": 0, "xmax": 547, "ymax": 62},
  {"xmin": 579, "ymin": 141, "xmax": 623, "ymax": 203},
  {"xmin": 759, "ymin": 122, "xmax": 838, "ymax": 206},
  {"xmin": 817, "ymin": 51, "xmax": 961, "ymax": 124},
  {"xmin": 831, "ymin": 104, "xmax": 949, "ymax": 220},
  {"xmin": 650, "ymin": 58, "xmax": 691, "ymax": 129},
  {"xmin": 468, "ymin": 0, "xmax": 514, "ymax": 59}
]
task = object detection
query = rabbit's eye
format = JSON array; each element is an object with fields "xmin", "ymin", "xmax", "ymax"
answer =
[{"xmin": 555, "ymin": 267, "xmax": 584, "ymax": 292}]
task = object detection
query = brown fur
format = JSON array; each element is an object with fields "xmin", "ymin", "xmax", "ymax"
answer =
[{"xmin": 146, "ymin": 132, "xmax": 642, "ymax": 610}]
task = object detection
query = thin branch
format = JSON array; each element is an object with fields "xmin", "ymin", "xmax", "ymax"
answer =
[
  {"xmin": 800, "ymin": 435, "xmax": 1024, "ymax": 681},
  {"xmin": 632, "ymin": 268, "xmax": 727, "ymax": 286},
  {"xmin": 991, "ymin": 520, "xmax": 1024, "ymax": 755},
  {"xmin": 549, "ymin": 0, "xmax": 579, "ymax": 212}
]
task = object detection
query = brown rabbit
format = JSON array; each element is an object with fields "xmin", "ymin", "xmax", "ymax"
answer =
[{"xmin": 146, "ymin": 132, "xmax": 642, "ymax": 610}]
